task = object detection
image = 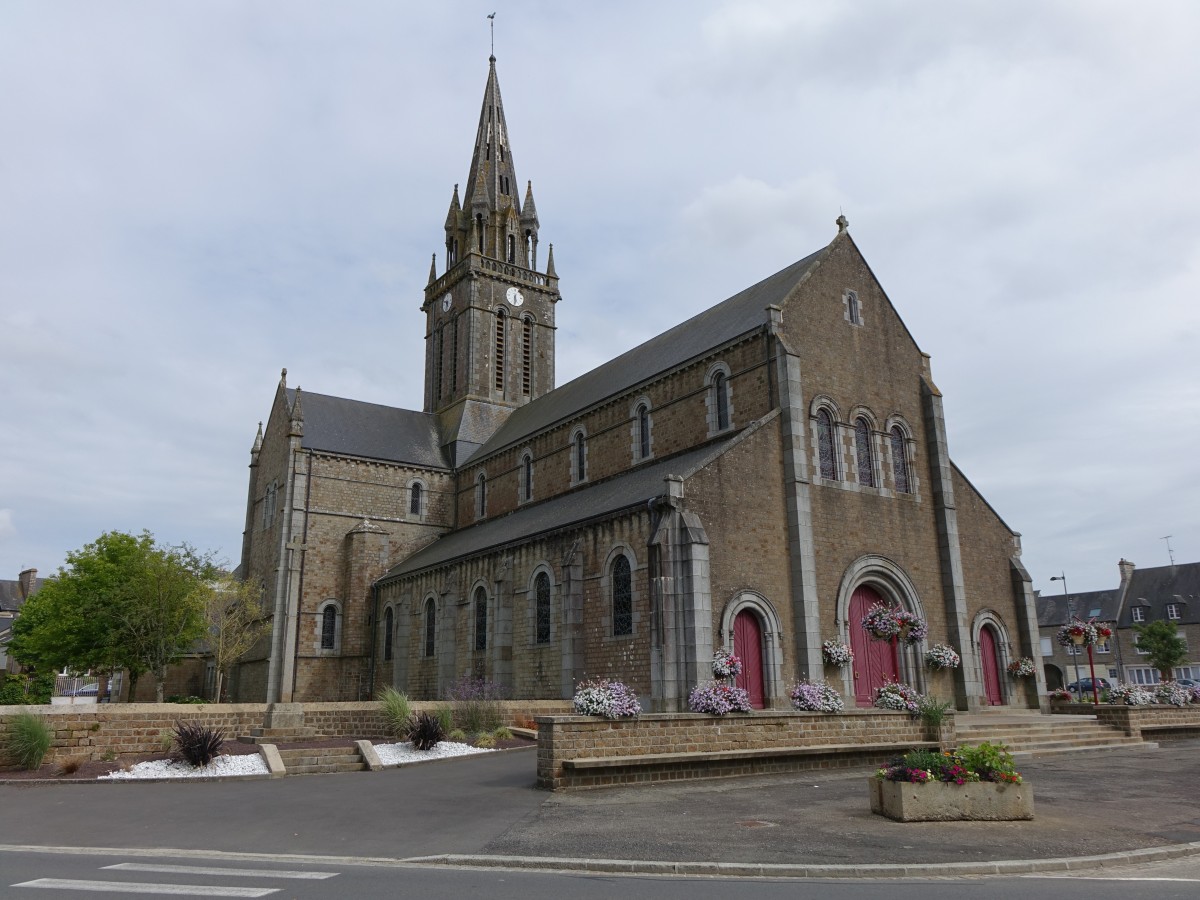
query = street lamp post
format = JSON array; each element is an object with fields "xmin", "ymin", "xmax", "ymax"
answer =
[{"xmin": 1050, "ymin": 574, "xmax": 1083, "ymax": 698}]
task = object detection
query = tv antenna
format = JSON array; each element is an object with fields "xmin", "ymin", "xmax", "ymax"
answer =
[{"xmin": 1162, "ymin": 535, "xmax": 1175, "ymax": 566}]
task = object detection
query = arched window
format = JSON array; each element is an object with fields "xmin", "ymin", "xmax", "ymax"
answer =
[
  {"xmin": 508, "ymin": 233, "xmax": 516, "ymax": 263},
  {"xmin": 535, "ymin": 572, "xmax": 551, "ymax": 644},
  {"xmin": 713, "ymin": 371, "xmax": 730, "ymax": 431},
  {"xmin": 320, "ymin": 605, "xmax": 338, "ymax": 651},
  {"xmin": 817, "ymin": 408, "xmax": 838, "ymax": 479},
  {"xmin": 847, "ymin": 290, "xmax": 861, "ymax": 326},
  {"xmin": 891, "ymin": 426, "xmax": 911, "ymax": 493},
  {"xmin": 476, "ymin": 213, "xmax": 484, "ymax": 252},
  {"xmin": 520, "ymin": 451, "xmax": 533, "ymax": 502},
  {"xmin": 521, "ymin": 316, "xmax": 533, "ymax": 396},
  {"xmin": 494, "ymin": 308, "xmax": 506, "ymax": 393},
  {"xmin": 634, "ymin": 402, "xmax": 652, "ymax": 461},
  {"xmin": 475, "ymin": 472, "xmax": 487, "ymax": 518},
  {"xmin": 383, "ymin": 607, "xmax": 393, "ymax": 662},
  {"xmin": 434, "ymin": 324, "xmax": 444, "ymax": 400},
  {"xmin": 855, "ymin": 417, "xmax": 875, "ymax": 487},
  {"xmin": 423, "ymin": 598, "xmax": 436, "ymax": 658},
  {"xmin": 572, "ymin": 429, "xmax": 587, "ymax": 484},
  {"xmin": 474, "ymin": 586, "xmax": 488, "ymax": 652},
  {"xmin": 612, "ymin": 555, "xmax": 633, "ymax": 636},
  {"xmin": 409, "ymin": 482, "xmax": 423, "ymax": 517}
]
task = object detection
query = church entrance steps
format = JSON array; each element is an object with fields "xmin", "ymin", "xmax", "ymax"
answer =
[
  {"xmin": 954, "ymin": 711, "xmax": 1149, "ymax": 757},
  {"xmin": 274, "ymin": 744, "xmax": 368, "ymax": 775}
]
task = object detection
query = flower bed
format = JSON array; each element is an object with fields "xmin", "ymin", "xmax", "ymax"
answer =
[
  {"xmin": 572, "ymin": 679, "xmax": 641, "ymax": 718},
  {"xmin": 688, "ymin": 681, "xmax": 751, "ymax": 715},
  {"xmin": 790, "ymin": 679, "xmax": 844, "ymax": 712},
  {"xmin": 871, "ymin": 743, "xmax": 1032, "ymax": 821}
]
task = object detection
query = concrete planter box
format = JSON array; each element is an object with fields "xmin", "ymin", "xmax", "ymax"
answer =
[{"xmin": 868, "ymin": 777, "xmax": 1034, "ymax": 822}]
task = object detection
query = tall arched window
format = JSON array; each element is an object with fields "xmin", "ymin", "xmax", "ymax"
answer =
[
  {"xmin": 494, "ymin": 308, "xmax": 506, "ymax": 393},
  {"xmin": 474, "ymin": 586, "xmax": 488, "ymax": 652},
  {"xmin": 409, "ymin": 482, "xmax": 423, "ymax": 517},
  {"xmin": 855, "ymin": 417, "xmax": 875, "ymax": 487},
  {"xmin": 635, "ymin": 402, "xmax": 652, "ymax": 461},
  {"xmin": 423, "ymin": 598, "xmax": 436, "ymax": 658},
  {"xmin": 475, "ymin": 472, "xmax": 487, "ymax": 518},
  {"xmin": 612, "ymin": 555, "xmax": 632, "ymax": 636},
  {"xmin": 383, "ymin": 607, "xmax": 393, "ymax": 662},
  {"xmin": 476, "ymin": 213, "xmax": 484, "ymax": 252},
  {"xmin": 817, "ymin": 408, "xmax": 838, "ymax": 479},
  {"xmin": 891, "ymin": 426, "xmax": 911, "ymax": 493},
  {"xmin": 534, "ymin": 572, "xmax": 551, "ymax": 644},
  {"xmin": 521, "ymin": 316, "xmax": 533, "ymax": 396},
  {"xmin": 434, "ymin": 324, "xmax": 444, "ymax": 400},
  {"xmin": 507, "ymin": 233, "xmax": 516, "ymax": 263},
  {"xmin": 520, "ymin": 451, "xmax": 533, "ymax": 502},
  {"xmin": 572, "ymin": 430, "xmax": 587, "ymax": 484},
  {"xmin": 320, "ymin": 605, "xmax": 337, "ymax": 651},
  {"xmin": 713, "ymin": 371, "xmax": 730, "ymax": 431}
]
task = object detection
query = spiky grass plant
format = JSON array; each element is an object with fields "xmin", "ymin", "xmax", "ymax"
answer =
[
  {"xmin": 447, "ymin": 728, "xmax": 467, "ymax": 742},
  {"xmin": 475, "ymin": 733, "xmax": 497, "ymax": 748},
  {"xmin": 173, "ymin": 720, "xmax": 225, "ymax": 768},
  {"xmin": 406, "ymin": 711, "xmax": 445, "ymax": 751},
  {"xmin": 379, "ymin": 687, "xmax": 413, "ymax": 739},
  {"xmin": 434, "ymin": 704, "xmax": 454, "ymax": 733},
  {"xmin": 7, "ymin": 711, "xmax": 53, "ymax": 770},
  {"xmin": 492, "ymin": 726, "xmax": 513, "ymax": 741}
]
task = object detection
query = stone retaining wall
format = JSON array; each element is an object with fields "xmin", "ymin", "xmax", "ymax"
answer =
[
  {"xmin": 536, "ymin": 710, "xmax": 946, "ymax": 790},
  {"xmin": 1050, "ymin": 703, "xmax": 1200, "ymax": 739},
  {"xmin": 0, "ymin": 699, "xmax": 571, "ymax": 768}
]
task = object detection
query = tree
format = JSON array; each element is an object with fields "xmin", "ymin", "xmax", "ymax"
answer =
[
  {"xmin": 201, "ymin": 576, "xmax": 269, "ymax": 702},
  {"xmin": 10, "ymin": 531, "xmax": 215, "ymax": 702},
  {"xmin": 1133, "ymin": 620, "xmax": 1189, "ymax": 682}
]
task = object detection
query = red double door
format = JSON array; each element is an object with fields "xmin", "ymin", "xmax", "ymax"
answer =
[{"xmin": 849, "ymin": 585, "xmax": 899, "ymax": 707}]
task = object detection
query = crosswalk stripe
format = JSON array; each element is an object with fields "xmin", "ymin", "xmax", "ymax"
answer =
[
  {"xmin": 104, "ymin": 863, "xmax": 336, "ymax": 880},
  {"xmin": 12, "ymin": 879, "xmax": 279, "ymax": 896}
]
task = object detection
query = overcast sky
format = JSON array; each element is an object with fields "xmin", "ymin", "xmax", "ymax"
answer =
[{"xmin": 3, "ymin": 1, "xmax": 1198, "ymax": 596}]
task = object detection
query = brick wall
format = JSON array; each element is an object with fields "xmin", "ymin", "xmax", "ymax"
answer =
[
  {"xmin": 1052, "ymin": 703, "xmax": 1200, "ymax": 739},
  {"xmin": 536, "ymin": 710, "xmax": 942, "ymax": 789}
]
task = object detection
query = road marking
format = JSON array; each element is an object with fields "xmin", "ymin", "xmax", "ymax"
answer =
[
  {"xmin": 12, "ymin": 879, "xmax": 279, "ymax": 896},
  {"xmin": 104, "ymin": 863, "xmax": 336, "ymax": 880}
]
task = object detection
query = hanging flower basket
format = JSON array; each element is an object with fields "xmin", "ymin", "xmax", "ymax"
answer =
[
  {"xmin": 1006, "ymin": 657, "xmax": 1036, "ymax": 678},
  {"xmin": 711, "ymin": 647, "xmax": 742, "ymax": 679},
  {"xmin": 822, "ymin": 639, "xmax": 854, "ymax": 668},
  {"xmin": 1056, "ymin": 620, "xmax": 1098, "ymax": 648},
  {"xmin": 861, "ymin": 605, "xmax": 928, "ymax": 645},
  {"xmin": 924, "ymin": 644, "xmax": 961, "ymax": 670}
]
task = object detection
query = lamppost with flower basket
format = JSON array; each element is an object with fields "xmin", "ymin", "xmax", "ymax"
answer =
[{"xmin": 1055, "ymin": 618, "xmax": 1112, "ymax": 705}]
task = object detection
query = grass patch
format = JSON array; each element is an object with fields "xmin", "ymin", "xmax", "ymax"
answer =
[
  {"xmin": 378, "ymin": 687, "xmax": 413, "ymax": 739},
  {"xmin": 6, "ymin": 711, "xmax": 53, "ymax": 770}
]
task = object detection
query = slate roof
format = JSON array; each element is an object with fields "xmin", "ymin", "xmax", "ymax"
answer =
[
  {"xmin": 0, "ymin": 579, "xmax": 42, "ymax": 613},
  {"xmin": 1036, "ymin": 590, "xmax": 1120, "ymax": 627},
  {"xmin": 1121, "ymin": 562, "xmax": 1200, "ymax": 626},
  {"xmin": 285, "ymin": 390, "xmax": 449, "ymax": 469},
  {"xmin": 381, "ymin": 441, "xmax": 728, "ymax": 580},
  {"xmin": 468, "ymin": 248, "xmax": 827, "ymax": 460}
]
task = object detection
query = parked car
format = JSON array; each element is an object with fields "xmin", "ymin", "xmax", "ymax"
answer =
[
  {"xmin": 1173, "ymin": 678, "xmax": 1197, "ymax": 688},
  {"xmin": 1066, "ymin": 678, "xmax": 1113, "ymax": 695}
]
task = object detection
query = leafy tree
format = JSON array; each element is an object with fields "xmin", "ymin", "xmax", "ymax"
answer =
[
  {"xmin": 1133, "ymin": 620, "xmax": 1189, "ymax": 682},
  {"xmin": 10, "ymin": 531, "xmax": 216, "ymax": 702},
  {"xmin": 201, "ymin": 576, "xmax": 269, "ymax": 702}
]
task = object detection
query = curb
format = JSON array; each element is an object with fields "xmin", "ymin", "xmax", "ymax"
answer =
[{"xmin": 408, "ymin": 841, "xmax": 1200, "ymax": 879}]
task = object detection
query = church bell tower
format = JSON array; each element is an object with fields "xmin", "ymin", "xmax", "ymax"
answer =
[{"xmin": 422, "ymin": 55, "xmax": 561, "ymax": 466}]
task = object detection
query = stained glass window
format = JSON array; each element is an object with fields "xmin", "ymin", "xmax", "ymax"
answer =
[
  {"xmin": 535, "ymin": 572, "xmax": 551, "ymax": 644},
  {"xmin": 891, "ymin": 426, "xmax": 910, "ymax": 493},
  {"xmin": 613, "ymin": 555, "xmax": 633, "ymax": 636},
  {"xmin": 321, "ymin": 606, "xmax": 337, "ymax": 650},
  {"xmin": 409, "ymin": 482, "xmax": 422, "ymax": 517},
  {"xmin": 474, "ymin": 587, "xmax": 488, "ymax": 652},
  {"xmin": 424, "ymin": 598, "xmax": 436, "ymax": 657},
  {"xmin": 817, "ymin": 409, "xmax": 837, "ymax": 479},
  {"xmin": 714, "ymin": 372, "xmax": 729, "ymax": 430},
  {"xmin": 855, "ymin": 417, "xmax": 874, "ymax": 487},
  {"xmin": 574, "ymin": 431, "xmax": 587, "ymax": 482},
  {"xmin": 637, "ymin": 404, "xmax": 651, "ymax": 459}
]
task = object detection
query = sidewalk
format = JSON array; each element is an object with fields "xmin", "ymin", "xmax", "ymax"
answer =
[{"xmin": 470, "ymin": 739, "xmax": 1200, "ymax": 874}]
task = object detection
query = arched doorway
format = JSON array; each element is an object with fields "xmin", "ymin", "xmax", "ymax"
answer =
[
  {"xmin": 1043, "ymin": 664, "xmax": 1064, "ymax": 691},
  {"xmin": 733, "ymin": 609, "xmax": 765, "ymax": 709},
  {"xmin": 848, "ymin": 585, "xmax": 899, "ymax": 707},
  {"xmin": 979, "ymin": 625, "xmax": 1004, "ymax": 705}
]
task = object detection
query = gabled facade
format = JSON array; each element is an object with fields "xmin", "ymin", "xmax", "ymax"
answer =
[{"xmin": 237, "ymin": 56, "xmax": 1040, "ymax": 712}]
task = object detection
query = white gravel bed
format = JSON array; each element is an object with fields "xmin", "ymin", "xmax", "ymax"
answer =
[
  {"xmin": 99, "ymin": 754, "xmax": 269, "ymax": 779},
  {"xmin": 373, "ymin": 740, "xmax": 495, "ymax": 766}
]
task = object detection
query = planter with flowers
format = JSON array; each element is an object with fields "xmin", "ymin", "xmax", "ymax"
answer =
[
  {"xmin": 711, "ymin": 647, "xmax": 742, "ymax": 681},
  {"xmin": 790, "ymin": 679, "xmax": 844, "ymax": 713},
  {"xmin": 822, "ymin": 639, "xmax": 853, "ymax": 668},
  {"xmin": 1007, "ymin": 657, "xmax": 1036, "ymax": 679},
  {"xmin": 924, "ymin": 644, "xmax": 961, "ymax": 671},
  {"xmin": 872, "ymin": 680, "xmax": 923, "ymax": 714},
  {"xmin": 869, "ymin": 742, "xmax": 1033, "ymax": 822},
  {"xmin": 688, "ymin": 680, "xmax": 752, "ymax": 716},
  {"xmin": 572, "ymin": 679, "xmax": 642, "ymax": 719},
  {"xmin": 1048, "ymin": 687, "xmax": 1072, "ymax": 703}
]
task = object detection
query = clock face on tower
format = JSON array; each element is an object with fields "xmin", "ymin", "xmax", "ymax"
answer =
[
  {"xmin": 441, "ymin": 293, "xmax": 453, "ymax": 312},
  {"xmin": 505, "ymin": 286, "xmax": 524, "ymax": 307}
]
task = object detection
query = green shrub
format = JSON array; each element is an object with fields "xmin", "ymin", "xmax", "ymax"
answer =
[
  {"xmin": 378, "ymin": 687, "xmax": 412, "ymax": 739},
  {"xmin": 444, "ymin": 676, "xmax": 505, "ymax": 735},
  {"xmin": 434, "ymin": 704, "xmax": 454, "ymax": 733},
  {"xmin": 0, "ymin": 673, "xmax": 53, "ymax": 706},
  {"xmin": 173, "ymin": 720, "xmax": 225, "ymax": 768},
  {"xmin": 956, "ymin": 741, "xmax": 1019, "ymax": 782},
  {"xmin": 7, "ymin": 711, "xmax": 53, "ymax": 770},
  {"xmin": 447, "ymin": 728, "xmax": 467, "ymax": 742},
  {"xmin": 492, "ymin": 726, "xmax": 513, "ymax": 741},
  {"xmin": 475, "ymin": 733, "xmax": 496, "ymax": 748},
  {"xmin": 917, "ymin": 695, "xmax": 953, "ymax": 727}
]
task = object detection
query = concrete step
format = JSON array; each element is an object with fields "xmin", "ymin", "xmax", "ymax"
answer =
[
  {"xmin": 284, "ymin": 761, "xmax": 368, "ymax": 775},
  {"xmin": 238, "ymin": 727, "xmax": 326, "ymax": 745},
  {"xmin": 274, "ymin": 745, "xmax": 367, "ymax": 775}
]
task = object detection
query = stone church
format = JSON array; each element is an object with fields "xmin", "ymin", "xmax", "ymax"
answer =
[{"xmin": 234, "ymin": 56, "xmax": 1044, "ymax": 712}]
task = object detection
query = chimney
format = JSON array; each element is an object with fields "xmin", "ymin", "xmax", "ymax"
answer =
[
  {"xmin": 17, "ymin": 568, "xmax": 37, "ymax": 601},
  {"xmin": 1118, "ymin": 558, "xmax": 1136, "ymax": 587}
]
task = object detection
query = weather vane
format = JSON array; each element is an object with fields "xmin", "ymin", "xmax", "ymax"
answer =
[{"xmin": 488, "ymin": 12, "xmax": 496, "ymax": 57}]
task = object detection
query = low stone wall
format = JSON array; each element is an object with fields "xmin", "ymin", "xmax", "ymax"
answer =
[
  {"xmin": 0, "ymin": 699, "xmax": 571, "ymax": 768},
  {"xmin": 536, "ymin": 710, "xmax": 946, "ymax": 790},
  {"xmin": 1051, "ymin": 703, "xmax": 1200, "ymax": 739}
]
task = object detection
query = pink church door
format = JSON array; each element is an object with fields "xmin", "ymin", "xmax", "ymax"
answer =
[
  {"xmin": 849, "ymin": 585, "xmax": 899, "ymax": 707},
  {"xmin": 733, "ymin": 610, "xmax": 766, "ymax": 709},
  {"xmin": 980, "ymin": 626, "xmax": 1004, "ymax": 705}
]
